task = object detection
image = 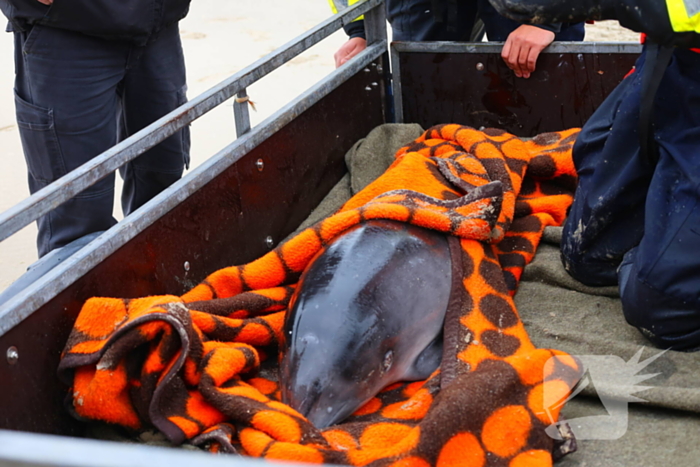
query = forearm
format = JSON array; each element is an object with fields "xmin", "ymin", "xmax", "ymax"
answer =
[{"xmin": 489, "ymin": 0, "xmax": 700, "ymax": 47}]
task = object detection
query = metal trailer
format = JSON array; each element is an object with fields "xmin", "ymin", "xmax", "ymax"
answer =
[{"xmin": 0, "ymin": 0, "xmax": 642, "ymax": 465}]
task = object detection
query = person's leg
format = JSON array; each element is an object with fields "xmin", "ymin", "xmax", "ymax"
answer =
[
  {"xmin": 478, "ymin": 0, "xmax": 523, "ymax": 41},
  {"xmin": 619, "ymin": 247, "xmax": 700, "ymax": 350},
  {"xmin": 389, "ymin": 0, "xmax": 479, "ymax": 42},
  {"xmin": 560, "ymin": 49, "xmax": 653, "ymax": 286},
  {"xmin": 119, "ymin": 23, "xmax": 189, "ymax": 215},
  {"xmin": 13, "ymin": 26, "xmax": 127, "ymax": 256},
  {"xmin": 617, "ymin": 48, "xmax": 700, "ymax": 350},
  {"xmin": 554, "ymin": 22, "xmax": 585, "ymax": 41}
]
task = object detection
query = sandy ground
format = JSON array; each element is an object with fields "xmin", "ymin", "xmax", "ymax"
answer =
[{"xmin": 0, "ymin": 2, "xmax": 638, "ymax": 292}]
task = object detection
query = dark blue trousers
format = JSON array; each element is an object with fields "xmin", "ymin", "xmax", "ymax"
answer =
[
  {"xmin": 562, "ymin": 46, "xmax": 700, "ymax": 350},
  {"xmin": 388, "ymin": 0, "xmax": 584, "ymax": 42},
  {"xmin": 13, "ymin": 23, "xmax": 189, "ymax": 257},
  {"xmin": 389, "ymin": 0, "xmax": 479, "ymax": 41}
]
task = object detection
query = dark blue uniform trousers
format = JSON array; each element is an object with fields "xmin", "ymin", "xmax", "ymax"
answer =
[
  {"xmin": 13, "ymin": 23, "xmax": 189, "ymax": 257},
  {"xmin": 387, "ymin": 0, "xmax": 584, "ymax": 42},
  {"xmin": 562, "ymin": 46, "xmax": 700, "ymax": 350},
  {"xmin": 388, "ymin": 0, "xmax": 479, "ymax": 41}
]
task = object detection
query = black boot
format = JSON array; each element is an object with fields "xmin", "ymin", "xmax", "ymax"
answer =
[{"xmin": 488, "ymin": 0, "xmax": 700, "ymax": 48}]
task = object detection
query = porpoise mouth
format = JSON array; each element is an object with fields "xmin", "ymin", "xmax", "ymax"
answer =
[
  {"xmin": 281, "ymin": 378, "xmax": 321, "ymax": 417},
  {"xmin": 305, "ymin": 399, "xmax": 355, "ymax": 429},
  {"xmin": 281, "ymin": 376, "xmax": 356, "ymax": 428}
]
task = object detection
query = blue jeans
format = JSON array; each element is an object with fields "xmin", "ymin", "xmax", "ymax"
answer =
[
  {"xmin": 562, "ymin": 46, "xmax": 700, "ymax": 350},
  {"xmin": 13, "ymin": 23, "xmax": 190, "ymax": 257}
]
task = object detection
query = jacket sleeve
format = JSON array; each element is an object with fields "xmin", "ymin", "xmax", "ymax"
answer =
[
  {"xmin": 1, "ymin": 0, "xmax": 189, "ymax": 42},
  {"xmin": 667, "ymin": 0, "xmax": 700, "ymax": 34},
  {"xmin": 488, "ymin": 0, "xmax": 700, "ymax": 47},
  {"xmin": 532, "ymin": 23, "xmax": 562, "ymax": 34},
  {"xmin": 615, "ymin": 0, "xmax": 700, "ymax": 46},
  {"xmin": 328, "ymin": 0, "xmax": 366, "ymax": 39}
]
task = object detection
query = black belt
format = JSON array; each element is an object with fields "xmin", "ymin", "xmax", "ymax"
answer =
[{"xmin": 639, "ymin": 41, "xmax": 675, "ymax": 166}]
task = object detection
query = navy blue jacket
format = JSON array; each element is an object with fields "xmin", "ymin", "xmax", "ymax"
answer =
[{"xmin": 0, "ymin": 0, "xmax": 190, "ymax": 43}]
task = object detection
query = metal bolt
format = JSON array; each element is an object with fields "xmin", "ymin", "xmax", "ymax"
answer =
[
  {"xmin": 365, "ymin": 86, "xmax": 372, "ymax": 91},
  {"xmin": 479, "ymin": 126, "xmax": 486, "ymax": 131},
  {"xmin": 371, "ymin": 82, "xmax": 379, "ymax": 87},
  {"xmin": 6, "ymin": 346, "xmax": 18, "ymax": 365},
  {"xmin": 265, "ymin": 236, "xmax": 274, "ymax": 248},
  {"xmin": 476, "ymin": 62, "xmax": 485, "ymax": 71},
  {"xmin": 371, "ymin": 62, "xmax": 377, "ymax": 67},
  {"xmin": 256, "ymin": 159, "xmax": 264, "ymax": 172},
  {"xmin": 376, "ymin": 64, "xmax": 383, "ymax": 73},
  {"xmin": 363, "ymin": 68, "xmax": 371, "ymax": 73},
  {"xmin": 184, "ymin": 261, "xmax": 190, "ymax": 272}
]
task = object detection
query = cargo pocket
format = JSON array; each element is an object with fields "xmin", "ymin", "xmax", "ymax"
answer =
[
  {"xmin": 14, "ymin": 91, "xmax": 66, "ymax": 183},
  {"xmin": 21, "ymin": 19, "xmax": 59, "ymax": 57},
  {"xmin": 178, "ymin": 86, "xmax": 191, "ymax": 170}
]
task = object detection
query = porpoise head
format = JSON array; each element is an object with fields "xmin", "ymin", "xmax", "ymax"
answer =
[{"xmin": 279, "ymin": 220, "xmax": 452, "ymax": 428}]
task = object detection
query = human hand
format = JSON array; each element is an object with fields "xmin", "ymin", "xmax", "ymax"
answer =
[
  {"xmin": 501, "ymin": 25, "xmax": 555, "ymax": 78},
  {"xmin": 334, "ymin": 37, "xmax": 367, "ymax": 68},
  {"xmin": 36, "ymin": 0, "xmax": 53, "ymax": 4}
]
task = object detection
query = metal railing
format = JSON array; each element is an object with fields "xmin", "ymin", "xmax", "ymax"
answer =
[
  {"xmin": 0, "ymin": 0, "xmax": 385, "ymax": 244},
  {"xmin": 390, "ymin": 40, "xmax": 643, "ymax": 123},
  {"xmin": 0, "ymin": 0, "xmax": 388, "ymax": 336}
]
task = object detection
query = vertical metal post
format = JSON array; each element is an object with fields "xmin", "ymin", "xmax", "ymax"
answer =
[
  {"xmin": 364, "ymin": 0, "xmax": 387, "ymax": 46},
  {"xmin": 233, "ymin": 89, "xmax": 252, "ymax": 137},
  {"xmin": 390, "ymin": 44, "xmax": 403, "ymax": 123},
  {"xmin": 365, "ymin": 1, "xmax": 392, "ymax": 123}
]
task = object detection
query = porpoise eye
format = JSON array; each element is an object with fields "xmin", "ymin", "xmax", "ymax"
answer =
[
  {"xmin": 301, "ymin": 333, "xmax": 319, "ymax": 345},
  {"xmin": 382, "ymin": 350, "xmax": 394, "ymax": 373}
]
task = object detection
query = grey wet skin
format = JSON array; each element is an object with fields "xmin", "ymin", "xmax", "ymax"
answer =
[{"xmin": 279, "ymin": 220, "xmax": 452, "ymax": 428}]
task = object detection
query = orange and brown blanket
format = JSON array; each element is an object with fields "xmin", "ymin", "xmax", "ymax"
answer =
[{"xmin": 59, "ymin": 124, "xmax": 584, "ymax": 467}]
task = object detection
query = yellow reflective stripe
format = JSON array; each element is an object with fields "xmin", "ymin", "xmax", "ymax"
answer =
[
  {"xmin": 328, "ymin": 0, "xmax": 340, "ymax": 14},
  {"xmin": 667, "ymin": 0, "xmax": 700, "ymax": 33},
  {"xmin": 327, "ymin": 0, "xmax": 361, "ymax": 14},
  {"xmin": 327, "ymin": 0, "xmax": 363, "ymax": 22}
]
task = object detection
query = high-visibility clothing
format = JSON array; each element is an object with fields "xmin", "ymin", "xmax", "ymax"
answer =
[
  {"xmin": 328, "ymin": 0, "xmax": 363, "ymax": 21},
  {"xmin": 328, "ymin": 0, "xmax": 361, "ymax": 14},
  {"xmin": 667, "ymin": 0, "xmax": 700, "ymax": 34},
  {"xmin": 489, "ymin": 0, "xmax": 700, "ymax": 48}
]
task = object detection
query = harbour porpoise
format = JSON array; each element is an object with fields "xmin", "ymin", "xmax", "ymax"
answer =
[{"xmin": 280, "ymin": 219, "xmax": 452, "ymax": 428}]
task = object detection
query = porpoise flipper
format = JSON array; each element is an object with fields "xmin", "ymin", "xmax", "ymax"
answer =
[{"xmin": 403, "ymin": 333, "xmax": 444, "ymax": 381}]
